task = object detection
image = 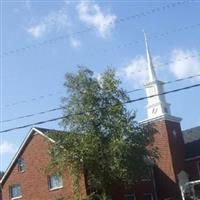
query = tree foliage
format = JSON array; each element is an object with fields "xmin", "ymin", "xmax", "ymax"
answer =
[{"xmin": 48, "ymin": 68, "xmax": 157, "ymax": 199}]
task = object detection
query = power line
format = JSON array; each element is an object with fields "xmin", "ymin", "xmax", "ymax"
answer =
[
  {"xmin": 130, "ymin": 51, "xmax": 200, "ymax": 75},
  {"xmin": 2, "ymin": 22, "xmax": 198, "ymax": 59},
  {"xmin": 1, "ymin": 82, "xmax": 199, "ymax": 133},
  {"xmin": 1, "ymin": 107, "xmax": 64, "ymax": 123},
  {"xmin": 103, "ymin": 23, "xmax": 200, "ymax": 55},
  {"xmin": 2, "ymin": 73, "xmax": 200, "ymax": 123},
  {"xmin": 3, "ymin": 52, "xmax": 200, "ymax": 109},
  {"xmin": 4, "ymin": 91, "xmax": 63, "ymax": 108},
  {"xmin": 0, "ymin": 1, "xmax": 188, "ymax": 57},
  {"xmin": 127, "ymin": 73, "xmax": 200, "ymax": 93}
]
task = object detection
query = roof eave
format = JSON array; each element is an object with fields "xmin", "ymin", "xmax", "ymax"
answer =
[{"xmin": 0, "ymin": 127, "xmax": 55, "ymax": 186}]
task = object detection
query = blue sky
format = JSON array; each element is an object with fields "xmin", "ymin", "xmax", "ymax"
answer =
[{"xmin": 0, "ymin": 0, "xmax": 200, "ymax": 172}]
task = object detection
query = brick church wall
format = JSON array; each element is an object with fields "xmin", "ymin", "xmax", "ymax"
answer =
[
  {"xmin": 152, "ymin": 119, "xmax": 185, "ymax": 199},
  {"xmin": 1, "ymin": 133, "xmax": 86, "ymax": 200}
]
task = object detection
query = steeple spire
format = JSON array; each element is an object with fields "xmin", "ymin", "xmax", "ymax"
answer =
[
  {"xmin": 143, "ymin": 31, "xmax": 173, "ymax": 120},
  {"xmin": 143, "ymin": 31, "xmax": 157, "ymax": 82}
]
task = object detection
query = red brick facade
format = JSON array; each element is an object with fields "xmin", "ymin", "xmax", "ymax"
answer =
[
  {"xmin": 151, "ymin": 119, "xmax": 185, "ymax": 199},
  {"xmin": 1, "ymin": 122, "xmax": 200, "ymax": 200},
  {"xmin": 1, "ymin": 131, "xmax": 86, "ymax": 200}
]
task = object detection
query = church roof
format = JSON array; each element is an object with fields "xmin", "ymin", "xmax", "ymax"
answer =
[
  {"xmin": 34, "ymin": 127, "xmax": 65, "ymax": 134},
  {"xmin": 183, "ymin": 126, "xmax": 200, "ymax": 159},
  {"xmin": 0, "ymin": 127, "xmax": 56, "ymax": 185}
]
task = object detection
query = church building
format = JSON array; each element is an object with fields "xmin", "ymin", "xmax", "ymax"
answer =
[{"xmin": 0, "ymin": 34, "xmax": 200, "ymax": 200}]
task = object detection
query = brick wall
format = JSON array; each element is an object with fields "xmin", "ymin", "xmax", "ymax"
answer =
[
  {"xmin": 152, "ymin": 119, "xmax": 185, "ymax": 199},
  {"xmin": 2, "ymin": 132, "xmax": 86, "ymax": 200}
]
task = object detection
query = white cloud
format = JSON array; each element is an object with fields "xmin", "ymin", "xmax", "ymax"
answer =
[
  {"xmin": 69, "ymin": 36, "xmax": 81, "ymax": 48},
  {"xmin": 122, "ymin": 56, "xmax": 148, "ymax": 88},
  {"xmin": 119, "ymin": 49, "xmax": 200, "ymax": 89},
  {"xmin": 26, "ymin": 5, "xmax": 69, "ymax": 38},
  {"xmin": 27, "ymin": 24, "xmax": 46, "ymax": 38},
  {"xmin": 0, "ymin": 141, "xmax": 16, "ymax": 155},
  {"xmin": 120, "ymin": 55, "xmax": 164, "ymax": 88},
  {"xmin": 169, "ymin": 49, "xmax": 200, "ymax": 79},
  {"xmin": 76, "ymin": 1, "xmax": 117, "ymax": 38}
]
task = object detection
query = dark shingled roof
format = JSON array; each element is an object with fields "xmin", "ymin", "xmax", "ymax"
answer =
[
  {"xmin": 183, "ymin": 126, "xmax": 200, "ymax": 159},
  {"xmin": 35, "ymin": 126, "xmax": 200, "ymax": 160},
  {"xmin": 35, "ymin": 127, "xmax": 66, "ymax": 134},
  {"xmin": 35, "ymin": 127, "xmax": 67, "ymax": 141}
]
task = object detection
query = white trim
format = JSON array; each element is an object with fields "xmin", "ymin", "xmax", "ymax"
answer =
[
  {"xmin": 11, "ymin": 196, "xmax": 22, "ymax": 200},
  {"xmin": 145, "ymin": 80, "xmax": 165, "ymax": 87},
  {"xmin": 184, "ymin": 179, "xmax": 200, "ymax": 187},
  {"xmin": 140, "ymin": 114, "xmax": 182, "ymax": 124},
  {"xmin": 49, "ymin": 186, "xmax": 63, "ymax": 191},
  {"xmin": 185, "ymin": 155, "xmax": 200, "ymax": 162},
  {"xmin": 0, "ymin": 127, "xmax": 55, "ymax": 185}
]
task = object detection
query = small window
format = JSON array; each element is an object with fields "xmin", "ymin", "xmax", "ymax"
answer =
[
  {"xmin": 18, "ymin": 158, "xmax": 25, "ymax": 172},
  {"xmin": 144, "ymin": 193, "xmax": 153, "ymax": 200},
  {"xmin": 9, "ymin": 184, "xmax": 22, "ymax": 199},
  {"xmin": 48, "ymin": 175, "xmax": 63, "ymax": 190},
  {"xmin": 124, "ymin": 193, "xmax": 136, "ymax": 200}
]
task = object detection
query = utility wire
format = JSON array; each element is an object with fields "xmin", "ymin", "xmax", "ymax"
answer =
[
  {"xmin": 4, "ymin": 91, "xmax": 63, "ymax": 108},
  {"xmin": 1, "ymin": 82, "xmax": 200, "ymax": 133},
  {"xmin": 3, "ymin": 52, "xmax": 200, "ymax": 108},
  {"xmin": 127, "ymin": 73, "xmax": 200, "ymax": 93},
  {"xmin": 2, "ymin": 22, "xmax": 199, "ymax": 58},
  {"xmin": 130, "ymin": 51, "xmax": 200, "ymax": 75},
  {"xmin": 1, "ymin": 73, "xmax": 200, "ymax": 123},
  {"xmin": 0, "ymin": 1, "xmax": 188, "ymax": 57},
  {"xmin": 103, "ymin": 23, "xmax": 200, "ymax": 54},
  {"xmin": 1, "ymin": 107, "xmax": 64, "ymax": 123}
]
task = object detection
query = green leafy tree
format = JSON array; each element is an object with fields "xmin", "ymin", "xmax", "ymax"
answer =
[{"xmin": 48, "ymin": 68, "xmax": 157, "ymax": 200}]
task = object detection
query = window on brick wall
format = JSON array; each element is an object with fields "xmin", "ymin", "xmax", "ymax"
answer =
[
  {"xmin": 124, "ymin": 193, "xmax": 136, "ymax": 200},
  {"xmin": 9, "ymin": 184, "xmax": 22, "ymax": 199},
  {"xmin": 18, "ymin": 158, "xmax": 25, "ymax": 172},
  {"xmin": 144, "ymin": 193, "xmax": 153, "ymax": 200},
  {"xmin": 48, "ymin": 175, "xmax": 63, "ymax": 190}
]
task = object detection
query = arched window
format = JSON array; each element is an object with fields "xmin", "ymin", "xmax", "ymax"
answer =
[{"xmin": 18, "ymin": 158, "xmax": 25, "ymax": 172}]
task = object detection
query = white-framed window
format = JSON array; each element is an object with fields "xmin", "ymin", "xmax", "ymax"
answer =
[
  {"xmin": 48, "ymin": 175, "xmax": 63, "ymax": 190},
  {"xmin": 144, "ymin": 193, "xmax": 153, "ymax": 200},
  {"xmin": 197, "ymin": 161, "xmax": 200, "ymax": 177},
  {"xmin": 18, "ymin": 158, "xmax": 25, "ymax": 172},
  {"xmin": 124, "ymin": 193, "xmax": 136, "ymax": 200},
  {"xmin": 9, "ymin": 184, "xmax": 22, "ymax": 199}
]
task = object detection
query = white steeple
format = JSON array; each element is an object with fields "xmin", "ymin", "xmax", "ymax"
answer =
[
  {"xmin": 144, "ymin": 32, "xmax": 172, "ymax": 120},
  {"xmin": 144, "ymin": 31, "xmax": 157, "ymax": 82}
]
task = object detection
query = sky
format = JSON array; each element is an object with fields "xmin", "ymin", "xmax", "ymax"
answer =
[{"xmin": 0, "ymin": 0, "xmax": 200, "ymax": 172}]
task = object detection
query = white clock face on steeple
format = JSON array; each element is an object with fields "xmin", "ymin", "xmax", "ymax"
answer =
[{"xmin": 152, "ymin": 107, "xmax": 158, "ymax": 114}]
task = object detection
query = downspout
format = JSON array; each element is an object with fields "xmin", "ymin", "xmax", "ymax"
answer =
[{"xmin": 151, "ymin": 166, "xmax": 158, "ymax": 200}]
